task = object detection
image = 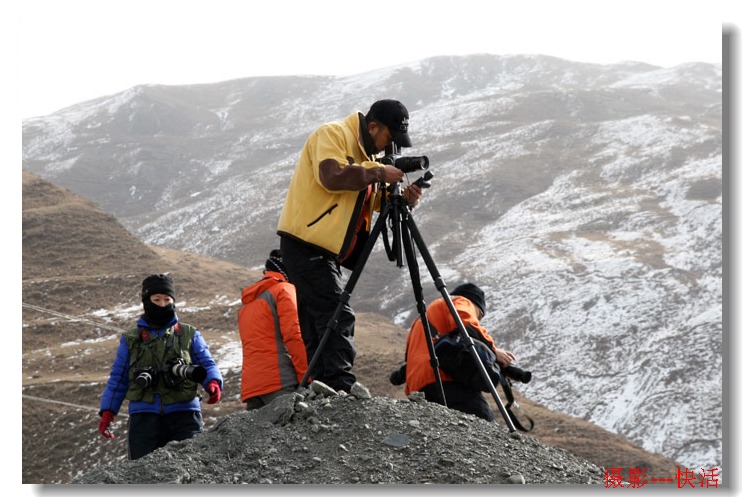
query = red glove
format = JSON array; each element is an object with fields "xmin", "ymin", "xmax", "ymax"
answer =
[
  {"xmin": 98, "ymin": 410, "xmax": 116, "ymax": 439},
  {"xmin": 206, "ymin": 380, "xmax": 221, "ymax": 404}
]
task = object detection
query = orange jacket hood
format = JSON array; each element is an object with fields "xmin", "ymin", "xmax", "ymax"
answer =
[{"xmin": 241, "ymin": 271, "xmax": 287, "ymax": 304}]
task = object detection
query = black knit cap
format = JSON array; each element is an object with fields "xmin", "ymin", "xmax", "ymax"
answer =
[
  {"xmin": 141, "ymin": 273, "xmax": 176, "ymax": 302},
  {"xmin": 265, "ymin": 249, "xmax": 289, "ymax": 280},
  {"xmin": 451, "ymin": 283, "xmax": 486, "ymax": 316}
]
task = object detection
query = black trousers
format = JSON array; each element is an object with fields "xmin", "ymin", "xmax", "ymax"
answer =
[
  {"xmin": 127, "ymin": 410, "xmax": 203, "ymax": 460},
  {"xmin": 422, "ymin": 381, "xmax": 495, "ymax": 422},
  {"xmin": 280, "ymin": 235, "xmax": 356, "ymax": 392}
]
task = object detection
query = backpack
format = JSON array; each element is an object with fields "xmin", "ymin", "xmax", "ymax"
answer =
[
  {"xmin": 434, "ymin": 330, "xmax": 535, "ymax": 432},
  {"xmin": 434, "ymin": 331, "xmax": 501, "ymax": 392}
]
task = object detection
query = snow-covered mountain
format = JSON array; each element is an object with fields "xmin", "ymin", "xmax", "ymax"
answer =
[{"xmin": 22, "ymin": 54, "xmax": 723, "ymax": 474}]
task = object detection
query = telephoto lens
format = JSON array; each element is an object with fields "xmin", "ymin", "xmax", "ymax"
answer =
[
  {"xmin": 380, "ymin": 154, "xmax": 430, "ymax": 173},
  {"xmin": 503, "ymin": 365, "xmax": 532, "ymax": 384},
  {"xmin": 171, "ymin": 362, "xmax": 207, "ymax": 383},
  {"xmin": 394, "ymin": 155, "xmax": 429, "ymax": 173}
]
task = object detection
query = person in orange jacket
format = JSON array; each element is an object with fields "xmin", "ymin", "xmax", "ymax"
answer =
[
  {"xmin": 238, "ymin": 249, "xmax": 309, "ymax": 409},
  {"xmin": 403, "ymin": 283, "xmax": 516, "ymax": 421}
]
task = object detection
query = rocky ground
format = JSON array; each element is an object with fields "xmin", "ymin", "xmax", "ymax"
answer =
[{"xmin": 73, "ymin": 381, "xmax": 605, "ymax": 486}]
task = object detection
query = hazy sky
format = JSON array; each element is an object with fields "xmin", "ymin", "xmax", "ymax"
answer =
[{"xmin": 13, "ymin": 0, "xmax": 734, "ymax": 119}]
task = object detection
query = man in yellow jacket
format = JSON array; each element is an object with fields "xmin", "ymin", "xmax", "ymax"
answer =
[
  {"xmin": 277, "ymin": 99, "xmax": 423, "ymax": 392},
  {"xmin": 238, "ymin": 250, "xmax": 308, "ymax": 409}
]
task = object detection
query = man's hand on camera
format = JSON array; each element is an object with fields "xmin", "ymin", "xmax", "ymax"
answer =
[
  {"xmin": 403, "ymin": 183, "xmax": 423, "ymax": 208},
  {"xmin": 495, "ymin": 348, "xmax": 516, "ymax": 368},
  {"xmin": 383, "ymin": 164, "xmax": 405, "ymax": 183}
]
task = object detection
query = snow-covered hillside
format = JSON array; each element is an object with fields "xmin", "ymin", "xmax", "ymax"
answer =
[{"xmin": 22, "ymin": 54, "xmax": 723, "ymax": 474}]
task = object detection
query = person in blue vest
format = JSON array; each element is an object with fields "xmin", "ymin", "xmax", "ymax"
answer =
[{"xmin": 97, "ymin": 273, "xmax": 223, "ymax": 460}]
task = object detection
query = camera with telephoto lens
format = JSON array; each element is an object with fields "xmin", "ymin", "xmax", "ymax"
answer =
[
  {"xmin": 380, "ymin": 154, "xmax": 430, "ymax": 173},
  {"xmin": 502, "ymin": 364, "xmax": 532, "ymax": 384},
  {"xmin": 169, "ymin": 359, "xmax": 207, "ymax": 383},
  {"xmin": 132, "ymin": 366, "xmax": 157, "ymax": 388}
]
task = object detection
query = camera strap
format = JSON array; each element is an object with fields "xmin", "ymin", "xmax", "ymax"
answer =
[
  {"xmin": 136, "ymin": 323, "xmax": 184, "ymax": 373},
  {"xmin": 499, "ymin": 376, "xmax": 535, "ymax": 432},
  {"xmin": 138, "ymin": 322, "xmax": 182, "ymax": 343}
]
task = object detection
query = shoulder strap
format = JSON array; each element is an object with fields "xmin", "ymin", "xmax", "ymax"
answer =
[
  {"xmin": 133, "ymin": 323, "xmax": 185, "ymax": 343},
  {"xmin": 140, "ymin": 328, "xmax": 151, "ymax": 342},
  {"xmin": 428, "ymin": 322, "xmax": 440, "ymax": 339},
  {"xmin": 174, "ymin": 322, "xmax": 197, "ymax": 336}
]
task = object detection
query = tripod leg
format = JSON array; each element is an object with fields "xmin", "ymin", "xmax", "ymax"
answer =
[
  {"xmin": 300, "ymin": 202, "xmax": 392, "ymax": 387},
  {"xmin": 403, "ymin": 212, "xmax": 517, "ymax": 432},
  {"xmin": 399, "ymin": 214, "xmax": 447, "ymax": 406}
]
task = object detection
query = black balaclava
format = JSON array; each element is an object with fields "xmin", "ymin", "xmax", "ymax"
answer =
[{"xmin": 141, "ymin": 273, "xmax": 176, "ymax": 328}]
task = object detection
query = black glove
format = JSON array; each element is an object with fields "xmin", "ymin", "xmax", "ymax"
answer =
[{"xmin": 389, "ymin": 363, "xmax": 407, "ymax": 386}]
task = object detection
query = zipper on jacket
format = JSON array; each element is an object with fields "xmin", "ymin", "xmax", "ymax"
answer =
[{"xmin": 307, "ymin": 204, "xmax": 338, "ymax": 227}]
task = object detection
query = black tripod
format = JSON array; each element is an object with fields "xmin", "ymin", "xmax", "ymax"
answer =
[{"xmin": 299, "ymin": 154, "xmax": 516, "ymax": 432}]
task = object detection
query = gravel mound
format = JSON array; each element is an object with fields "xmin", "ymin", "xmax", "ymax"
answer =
[{"xmin": 73, "ymin": 382, "xmax": 605, "ymax": 485}]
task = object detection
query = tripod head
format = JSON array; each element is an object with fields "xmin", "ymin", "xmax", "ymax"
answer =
[{"xmin": 379, "ymin": 144, "xmax": 433, "ymax": 267}]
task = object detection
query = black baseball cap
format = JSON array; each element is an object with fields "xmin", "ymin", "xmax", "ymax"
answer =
[{"xmin": 366, "ymin": 99, "xmax": 412, "ymax": 148}]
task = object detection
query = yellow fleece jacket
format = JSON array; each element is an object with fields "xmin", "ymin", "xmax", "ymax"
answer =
[{"xmin": 277, "ymin": 111, "xmax": 387, "ymax": 259}]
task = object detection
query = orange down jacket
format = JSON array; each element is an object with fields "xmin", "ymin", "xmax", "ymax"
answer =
[
  {"xmin": 404, "ymin": 296, "xmax": 497, "ymax": 395},
  {"xmin": 238, "ymin": 271, "xmax": 308, "ymax": 401}
]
